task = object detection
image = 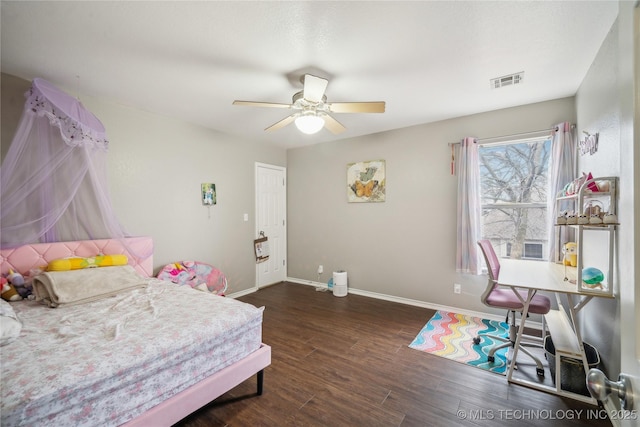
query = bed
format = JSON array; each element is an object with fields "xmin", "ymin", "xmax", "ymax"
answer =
[{"xmin": 0, "ymin": 237, "xmax": 271, "ymax": 427}]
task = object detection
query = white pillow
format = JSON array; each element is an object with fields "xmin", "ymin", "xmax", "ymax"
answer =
[{"xmin": 0, "ymin": 300, "xmax": 22, "ymax": 346}]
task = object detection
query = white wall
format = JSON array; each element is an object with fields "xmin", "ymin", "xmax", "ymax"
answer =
[
  {"xmin": 574, "ymin": 19, "xmax": 621, "ymax": 378},
  {"xmin": 574, "ymin": 6, "xmax": 635, "ymax": 378},
  {"xmin": 0, "ymin": 74, "xmax": 27, "ymax": 160},
  {"xmin": 0, "ymin": 73, "xmax": 287, "ymax": 293},
  {"xmin": 287, "ymin": 97, "xmax": 576, "ymax": 315}
]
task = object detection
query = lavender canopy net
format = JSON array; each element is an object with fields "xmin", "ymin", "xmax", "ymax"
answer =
[{"xmin": 1, "ymin": 78, "xmax": 131, "ymax": 248}]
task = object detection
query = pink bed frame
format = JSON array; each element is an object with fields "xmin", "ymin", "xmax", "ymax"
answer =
[
  {"xmin": 0, "ymin": 237, "xmax": 271, "ymax": 426},
  {"xmin": 123, "ymin": 344, "xmax": 271, "ymax": 426}
]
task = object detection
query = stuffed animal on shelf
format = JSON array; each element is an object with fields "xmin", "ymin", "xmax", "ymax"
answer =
[
  {"xmin": 562, "ymin": 242, "xmax": 578, "ymax": 267},
  {"xmin": 561, "ymin": 172, "xmax": 599, "ymax": 196},
  {"xmin": 589, "ymin": 214, "xmax": 603, "ymax": 224},
  {"xmin": 1, "ymin": 277, "xmax": 22, "ymax": 301}
]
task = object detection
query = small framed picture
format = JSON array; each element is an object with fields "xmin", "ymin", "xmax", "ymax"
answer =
[{"xmin": 201, "ymin": 183, "xmax": 216, "ymax": 205}]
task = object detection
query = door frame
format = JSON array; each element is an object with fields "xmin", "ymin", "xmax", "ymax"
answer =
[{"xmin": 603, "ymin": 3, "xmax": 640, "ymax": 425}]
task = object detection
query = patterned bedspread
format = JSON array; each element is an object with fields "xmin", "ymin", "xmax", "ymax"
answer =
[{"xmin": 1, "ymin": 279, "xmax": 263, "ymax": 426}]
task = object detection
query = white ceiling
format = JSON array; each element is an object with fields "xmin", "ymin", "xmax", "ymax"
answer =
[{"xmin": 1, "ymin": 1, "xmax": 619, "ymax": 149}]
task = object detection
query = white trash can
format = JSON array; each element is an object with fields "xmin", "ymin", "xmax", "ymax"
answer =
[{"xmin": 333, "ymin": 270, "xmax": 348, "ymax": 297}]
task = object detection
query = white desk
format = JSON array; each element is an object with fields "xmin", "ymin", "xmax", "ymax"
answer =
[{"xmin": 497, "ymin": 259, "xmax": 613, "ymax": 403}]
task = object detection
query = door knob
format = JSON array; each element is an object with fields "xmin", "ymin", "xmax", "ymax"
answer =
[{"xmin": 587, "ymin": 368, "xmax": 634, "ymax": 410}]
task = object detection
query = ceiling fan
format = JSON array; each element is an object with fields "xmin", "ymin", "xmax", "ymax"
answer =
[{"xmin": 232, "ymin": 74, "xmax": 385, "ymax": 135}]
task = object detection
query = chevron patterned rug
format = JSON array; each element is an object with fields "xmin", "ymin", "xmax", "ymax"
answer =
[{"xmin": 409, "ymin": 310, "xmax": 509, "ymax": 374}]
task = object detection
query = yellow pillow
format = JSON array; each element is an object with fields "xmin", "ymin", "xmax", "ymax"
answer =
[{"xmin": 47, "ymin": 255, "xmax": 128, "ymax": 271}]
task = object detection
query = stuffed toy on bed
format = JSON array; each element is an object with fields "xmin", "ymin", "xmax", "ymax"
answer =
[
  {"xmin": 1, "ymin": 277, "xmax": 22, "ymax": 302},
  {"xmin": 156, "ymin": 261, "xmax": 228, "ymax": 296},
  {"xmin": 47, "ymin": 254, "xmax": 128, "ymax": 271},
  {"xmin": 5, "ymin": 269, "xmax": 33, "ymax": 299}
]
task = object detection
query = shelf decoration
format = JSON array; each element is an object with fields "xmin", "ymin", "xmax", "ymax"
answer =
[
  {"xmin": 562, "ymin": 242, "xmax": 577, "ymax": 267},
  {"xmin": 558, "ymin": 171, "xmax": 598, "ymax": 197},
  {"xmin": 554, "ymin": 175, "xmax": 617, "ymax": 297},
  {"xmin": 582, "ymin": 267, "xmax": 604, "ymax": 289}
]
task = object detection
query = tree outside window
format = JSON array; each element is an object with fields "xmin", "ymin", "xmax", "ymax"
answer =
[{"xmin": 479, "ymin": 137, "xmax": 551, "ymax": 260}]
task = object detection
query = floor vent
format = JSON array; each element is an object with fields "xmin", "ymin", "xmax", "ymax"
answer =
[{"xmin": 491, "ymin": 72, "xmax": 524, "ymax": 89}]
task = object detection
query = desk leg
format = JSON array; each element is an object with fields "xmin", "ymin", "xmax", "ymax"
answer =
[
  {"xmin": 565, "ymin": 294, "xmax": 592, "ymax": 384},
  {"xmin": 506, "ymin": 288, "xmax": 535, "ymax": 382}
]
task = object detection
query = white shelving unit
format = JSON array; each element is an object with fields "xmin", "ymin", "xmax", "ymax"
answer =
[
  {"xmin": 526, "ymin": 176, "xmax": 619, "ymax": 402},
  {"xmin": 554, "ymin": 176, "xmax": 617, "ymax": 297}
]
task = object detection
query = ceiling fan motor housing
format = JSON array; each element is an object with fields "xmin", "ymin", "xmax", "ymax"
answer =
[{"xmin": 292, "ymin": 91, "xmax": 327, "ymax": 109}]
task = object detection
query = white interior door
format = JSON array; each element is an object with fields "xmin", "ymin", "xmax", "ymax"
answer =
[{"xmin": 255, "ymin": 163, "xmax": 286, "ymax": 287}]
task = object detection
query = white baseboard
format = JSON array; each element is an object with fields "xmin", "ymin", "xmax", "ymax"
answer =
[
  {"xmin": 226, "ymin": 287, "xmax": 258, "ymax": 299},
  {"xmin": 286, "ymin": 277, "xmax": 544, "ymax": 331}
]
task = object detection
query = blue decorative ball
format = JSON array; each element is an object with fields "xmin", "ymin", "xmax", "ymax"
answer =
[{"xmin": 582, "ymin": 267, "xmax": 604, "ymax": 285}]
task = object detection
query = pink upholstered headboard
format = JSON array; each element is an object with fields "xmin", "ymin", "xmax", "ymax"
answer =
[{"xmin": 0, "ymin": 237, "xmax": 154, "ymax": 278}]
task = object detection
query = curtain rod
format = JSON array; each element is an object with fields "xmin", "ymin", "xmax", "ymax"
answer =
[{"xmin": 447, "ymin": 125, "xmax": 568, "ymax": 146}]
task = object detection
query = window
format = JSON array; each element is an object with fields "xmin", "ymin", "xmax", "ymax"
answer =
[
  {"xmin": 506, "ymin": 242, "xmax": 544, "ymax": 260},
  {"xmin": 479, "ymin": 137, "xmax": 551, "ymax": 260}
]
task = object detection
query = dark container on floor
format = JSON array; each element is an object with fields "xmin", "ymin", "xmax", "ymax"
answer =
[{"xmin": 544, "ymin": 335, "xmax": 601, "ymax": 396}]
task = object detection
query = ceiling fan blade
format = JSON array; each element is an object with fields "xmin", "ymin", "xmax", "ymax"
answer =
[
  {"xmin": 328, "ymin": 102, "xmax": 386, "ymax": 113},
  {"xmin": 323, "ymin": 114, "xmax": 346, "ymax": 135},
  {"xmin": 302, "ymin": 74, "xmax": 328, "ymax": 103},
  {"xmin": 233, "ymin": 100, "xmax": 292, "ymax": 109},
  {"xmin": 265, "ymin": 114, "xmax": 296, "ymax": 132}
]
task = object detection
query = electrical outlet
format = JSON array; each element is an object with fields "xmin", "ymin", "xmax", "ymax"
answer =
[
  {"xmin": 454, "ymin": 283, "xmax": 461, "ymax": 294},
  {"xmin": 317, "ymin": 265, "xmax": 323, "ymax": 274}
]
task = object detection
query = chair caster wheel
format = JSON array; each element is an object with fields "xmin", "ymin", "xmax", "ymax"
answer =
[
  {"xmin": 473, "ymin": 337, "xmax": 481, "ymax": 345},
  {"xmin": 488, "ymin": 355, "xmax": 495, "ymax": 363},
  {"xmin": 536, "ymin": 367, "xmax": 545, "ymax": 377}
]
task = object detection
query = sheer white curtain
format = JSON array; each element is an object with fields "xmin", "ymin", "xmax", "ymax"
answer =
[
  {"xmin": 455, "ymin": 137, "xmax": 482, "ymax": 274},
  {"xmin": 546, "ymin": 122, "xmax": 576, "ymax": 261},
  {"xmin": 1, "ymin": 78, "xmax": 133, "ymax": 248}
]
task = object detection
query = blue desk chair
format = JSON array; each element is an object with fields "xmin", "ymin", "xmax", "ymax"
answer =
[{"xmin": 476, "ymin": 239, "xmax": 551, "ymax": 376}]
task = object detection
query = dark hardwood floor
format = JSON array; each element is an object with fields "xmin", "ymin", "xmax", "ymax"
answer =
[{"xmin": 174, "ymin": 282, "xmax": 611, "ymax": 427}]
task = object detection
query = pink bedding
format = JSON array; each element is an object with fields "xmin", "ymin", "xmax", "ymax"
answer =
[
  {"xmin": 0, "ymin": 238, "xmax": 269, "ymax": 427},
  {"xmin": 2, "ymin": 281, "xmax": 264, "ymax": 426}
]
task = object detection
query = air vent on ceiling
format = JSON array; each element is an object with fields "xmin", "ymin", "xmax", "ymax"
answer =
[{"xmin": 491, "ymin": 72, "xmax": 524, "ymax": 89}]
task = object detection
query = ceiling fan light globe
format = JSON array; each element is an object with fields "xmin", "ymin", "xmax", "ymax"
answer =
[{"xmin": 295, "ymin": 115, "xmax": 324, "ymax": 134}]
